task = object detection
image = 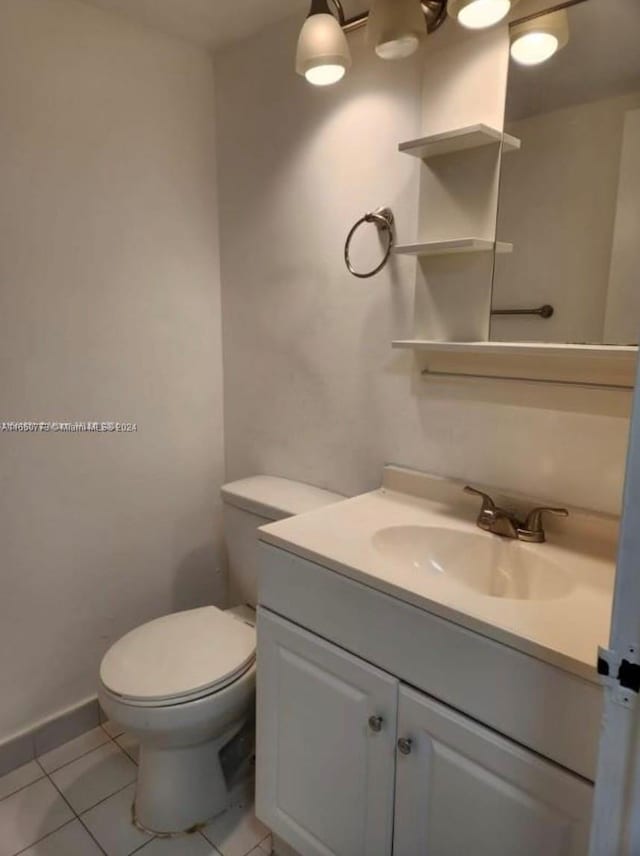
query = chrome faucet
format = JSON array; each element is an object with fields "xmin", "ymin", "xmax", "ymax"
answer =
[{"xmin": 464, "ymin": 486, "xmax": 568, "ymax": 543}]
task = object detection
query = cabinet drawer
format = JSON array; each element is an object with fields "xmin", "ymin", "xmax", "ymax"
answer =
[{"xmin": 259, "ymin": 542, "xmax": 601, "ymax": 781}]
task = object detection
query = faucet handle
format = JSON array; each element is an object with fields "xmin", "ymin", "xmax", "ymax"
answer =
[
  {"xmin": 464, "ymin": 486, "xmax": 496, "ymax": 512},
  {"xmin": 519, "ymin": 506, "xmax": 569, "ymax": 543},
  {"xmin": 464, "ymin": 487, "xmax": 498, "ymax": 531}
]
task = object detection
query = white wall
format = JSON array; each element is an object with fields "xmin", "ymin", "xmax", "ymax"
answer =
[
  {"xmin": 0, "ymin": 0, "xmax": 225, "ymax": 742},
  {"xmin": 215, "ymin": 15, "xmax": 632, "ymax": 518}
]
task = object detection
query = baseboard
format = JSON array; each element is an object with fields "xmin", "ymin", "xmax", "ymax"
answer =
[
  {"xmin": 0, "ymin": 696, "xmax": 101, "ymax": 777},
  {"xmin": 272, "ymin": 834, "xmax": 302, "ymax": 856}
]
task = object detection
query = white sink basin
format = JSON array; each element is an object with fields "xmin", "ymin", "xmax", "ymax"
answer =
[{"xmin": 372, "ymin": 525, "xmax": 573, "ymax": 601}]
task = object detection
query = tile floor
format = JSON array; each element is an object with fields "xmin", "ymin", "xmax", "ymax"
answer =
[{"xmin": 0, "ymin": 724, "xmax": 271, "ymax": 856}]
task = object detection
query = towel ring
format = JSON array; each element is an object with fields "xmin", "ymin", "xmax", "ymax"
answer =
[{"xmin": 344, "ymin": 207, "xmax": 395, "ymax": 279}]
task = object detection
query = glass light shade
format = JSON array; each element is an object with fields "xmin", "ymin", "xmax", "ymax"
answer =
[
  {"xmin": 510, "ymin": 10, "xmax": 569, "ymax": 66},
  {"xmin": 296, "ymin": 13, "xmax": 351, "ymax": 86},
  {"xmin": 448, "ymin": 0, "xmax": 512, "ymax": 30},
  {"xmin": 367, "ymin": 0, "xmax": 427, "ymax": 61},
  {"xmin": 305, "ymin": 64, "xmax": 347, "ymax": 86}
]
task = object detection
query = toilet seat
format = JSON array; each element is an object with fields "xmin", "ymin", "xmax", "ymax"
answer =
[{"xmin": 100, "ymin": 606, "xmax": 256, "ymax": 707}]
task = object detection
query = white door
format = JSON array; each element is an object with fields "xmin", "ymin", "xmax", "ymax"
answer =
[
  {"xmin": 255, "ymin": 608, "xmax": 398, "ymax": 856},
  {"xmin": 394, "ymin": 686, "xmax": 593, "ymax": 856},
  {"xmin": 590, "ymin": 354, "xmax": 640, "ymax": 856}
]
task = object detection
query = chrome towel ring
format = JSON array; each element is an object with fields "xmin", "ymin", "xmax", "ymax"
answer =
[{"xmin": 344, "ymin": 207, "xmax": 395, "ymax": 279}]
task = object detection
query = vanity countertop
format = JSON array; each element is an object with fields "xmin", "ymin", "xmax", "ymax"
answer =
[{"xmin": 258, "ymin": 467, "xmax": 617, "ymax": 684}]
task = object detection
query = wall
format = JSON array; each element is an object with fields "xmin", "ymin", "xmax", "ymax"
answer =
[
  {"xmin": 215, "ymin": 14, "xmax": 632, "ymax": 518},
  {"xmin": 0, "ymin": 0, "xmax": 225, "ymax": 742}
]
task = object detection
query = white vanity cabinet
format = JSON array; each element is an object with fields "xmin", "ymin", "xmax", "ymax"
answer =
[{"xmin": 257, "ymin": 608, "xmax": 593, "ymax": 856}]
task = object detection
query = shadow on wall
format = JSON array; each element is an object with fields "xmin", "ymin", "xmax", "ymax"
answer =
[{"xmin": 172, "ymin": 544, "xmax": 228, "ymax": 614}]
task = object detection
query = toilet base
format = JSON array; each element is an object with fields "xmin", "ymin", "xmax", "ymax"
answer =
[{"xmin": 133, "ymin": 723, "xmax": 241, "ymax": 835}]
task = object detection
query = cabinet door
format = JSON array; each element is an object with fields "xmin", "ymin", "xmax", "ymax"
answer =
[
  {"xmin": 256, "ymin": 608, "xmax": 398, "ymax": 856},
  {"xmin": 394, "ymin": 686, "xmax": 593, "ymax": 856}
]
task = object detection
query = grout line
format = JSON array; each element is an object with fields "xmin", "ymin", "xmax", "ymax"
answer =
[
  {"xmin": 128, "ymin": 838, "xmax": 157, "ymax": 854},
  {"xmin": 79, "ymin": 778, "xmax": 138, "ymax": 817},
  {"xmin": 44, "ymin": 768, "xmax": 109, "ymax": 856},
  {"xmin": 35, "ymin": 732, "xmax": 114, "ymax": 775},
  {"xmin": 197, "ymin": 832, "xmax": 224, "ymax": 855},
  {"xmin": 112, "ymin": 733, "xmax": 139, "ymax": 766},
  {"xmin": 1, "ymin": 729, "xmax": 135, "ymax": 856},
  {"xmin": 42, "ymin": 769, "xmax": 79, "ymax": 818},
  {"xmin": 0, "ymin": 773, "xmax": 47, "ymax": 806},
  {"xmin": 11, "ymin": 817, "xmax": 79, "ymax": 856},
  {"xmin": 76, "ymin": 812, "xmax": 111, "ymax": 855},
  {"xmin": 101, "ymin": 723, "xmax": 126, "ymax": 740}
]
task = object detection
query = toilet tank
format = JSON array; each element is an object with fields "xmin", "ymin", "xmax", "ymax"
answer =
[{"xmin": 221, "ymin": 476, "xmax": 344, "ymax": 607}]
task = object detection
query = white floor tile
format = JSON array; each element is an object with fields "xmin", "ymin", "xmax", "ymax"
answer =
[
  {"xmin": 0, "ymin": 761, "xmax": 44, "ymax": 801},
  {"xmin": 18, "ymin": 819, "xmax": 103, "ymax": 855},
  {"xmin": 0, "ymin": 778, "xmax": 73, "ymax": 856},
  {"xmin": 82, "ymin": 783, "xmax": 152, "ymax": 856},
  {"xmin": 115, "ymin": 733, "xmax": 140, "ymax": 764},
  {"xmin": 102, "ymin": 721, "xmax": 125, "ymax": 739},
  {"xmin": 137, "ymin": 833, "xmax": 220, "ymax": 854},
  {"xmin": 38, "ymin": 727, "xmax": 110, "ymax": 773},
  {"xmin": 50, "ymin": 742, "xmax": 136, "ymax": 814},
  {"xmin": 201, "ymin": 801, "xmax": 270, "ymax": 856}
]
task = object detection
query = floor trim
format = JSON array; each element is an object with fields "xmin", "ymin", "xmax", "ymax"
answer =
[{"xmin": 0, "ymin": 697, "xmax": 101, "ymax": 777}]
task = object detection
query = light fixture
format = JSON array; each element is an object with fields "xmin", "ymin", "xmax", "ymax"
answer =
[
  {"xmin": 296, "ymin": 0, "xmax": 352, "ymax": 87},
  {"xmin": 367, "ymin": 0, "xmax": 428, "ymax": 61},
  {"xmin": 295, "ymin": 1, "xmax": 450, "ymax": 85},
  {"xmin": 510, "ymin": 9, "xmax": 569, "ymax": 66},
  {"xmin": 448, "ymin": 0, "xmax": 513, "ymax": 30}
]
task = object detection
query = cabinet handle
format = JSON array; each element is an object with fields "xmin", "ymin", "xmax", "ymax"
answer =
[
  {"xmin": 397, "ymin": 737, "xmax": 413, "ymax": 756},
  {"xmin": 368, "ymin": 715, "xmax": 384, "ymax": 733}
]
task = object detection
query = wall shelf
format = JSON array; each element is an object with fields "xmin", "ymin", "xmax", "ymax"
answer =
[
  {"xmin": 391, "ymin": 340, "xmax": 637, "ymax": 358},
  {"xmin": 390, "ymin": 340, "xmax": 638, "ymax": 389},
  {"xmin": 399, "ymin": 124, "xmax": 521, "ymax": 160},
  {"xmin": 394, "ymin": 238, "xmax": 513, "ymax": 257}
]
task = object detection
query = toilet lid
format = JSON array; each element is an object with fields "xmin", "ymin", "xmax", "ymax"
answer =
[{"xmin": 100, "ymin": 606, "xmax": 256, "ymax": 704}]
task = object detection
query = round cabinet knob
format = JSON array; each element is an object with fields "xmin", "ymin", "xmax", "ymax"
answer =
[
  {"xmin": 397, "ymin": 737, "xmax": 413, "ymax": 756},
  {"xmin": 368, "ymin": 716, "xmax": 384, "ymax": 733}
]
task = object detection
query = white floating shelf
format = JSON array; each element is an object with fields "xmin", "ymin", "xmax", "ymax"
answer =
[
  {"xmin": 399, "ymin": 124, "xmax": 521, "ymax": 160},
  {"xmin": 390, "ymin": 340, "xmax": 638, "ymax": 388},
  {"xmin": 391, "ymin": 340, "xmax": 637, "ymax": 359},
  {"xmin": 394, "ymin": 239, "xmax": 513, "ymax": 257}
]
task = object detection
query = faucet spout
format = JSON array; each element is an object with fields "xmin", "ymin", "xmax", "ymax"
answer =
[
  {"xmin": 464, "ymin": 486, "xmax": 568, "ymax": 542},
  {"xmin": 484, "ymin": 508, "xmax": 521, "ymax": 539}
]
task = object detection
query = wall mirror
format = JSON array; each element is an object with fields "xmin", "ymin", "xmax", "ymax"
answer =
[{"xmin": 491, "ymin": 0, "xmax": 640, "ymax": 346}]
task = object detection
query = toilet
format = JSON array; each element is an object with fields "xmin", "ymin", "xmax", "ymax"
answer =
[{"xmin": 98, "ymin": 476, "xmax": 343, "ymax": 835}]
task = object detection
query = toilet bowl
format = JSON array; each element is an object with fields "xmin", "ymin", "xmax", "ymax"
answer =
[
  {"xmin": 99, "ymin": 605, "xmax": 256, "ymax": 834},
  {"xmin": 98, "ymin": 476, "xmax": 343, "ymax": 835}
]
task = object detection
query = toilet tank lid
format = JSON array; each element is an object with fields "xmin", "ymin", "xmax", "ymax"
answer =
[{"xmin": 221, "ymin": 476, "xmax": 344, "ymax": 521}]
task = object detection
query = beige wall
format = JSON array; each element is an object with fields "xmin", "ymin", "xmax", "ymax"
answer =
[
  {"xmin": 0, "ymin": 0, "xmax": 225, "ymax": 741},
  {"xmin": 215, "ymin": 15, "xmax": 632, "ymax": 519}
]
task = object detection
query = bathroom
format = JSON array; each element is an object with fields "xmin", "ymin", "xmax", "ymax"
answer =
[{"xmin": 0, "ymin": 0, "xmax": 639, "ymax": 853}]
